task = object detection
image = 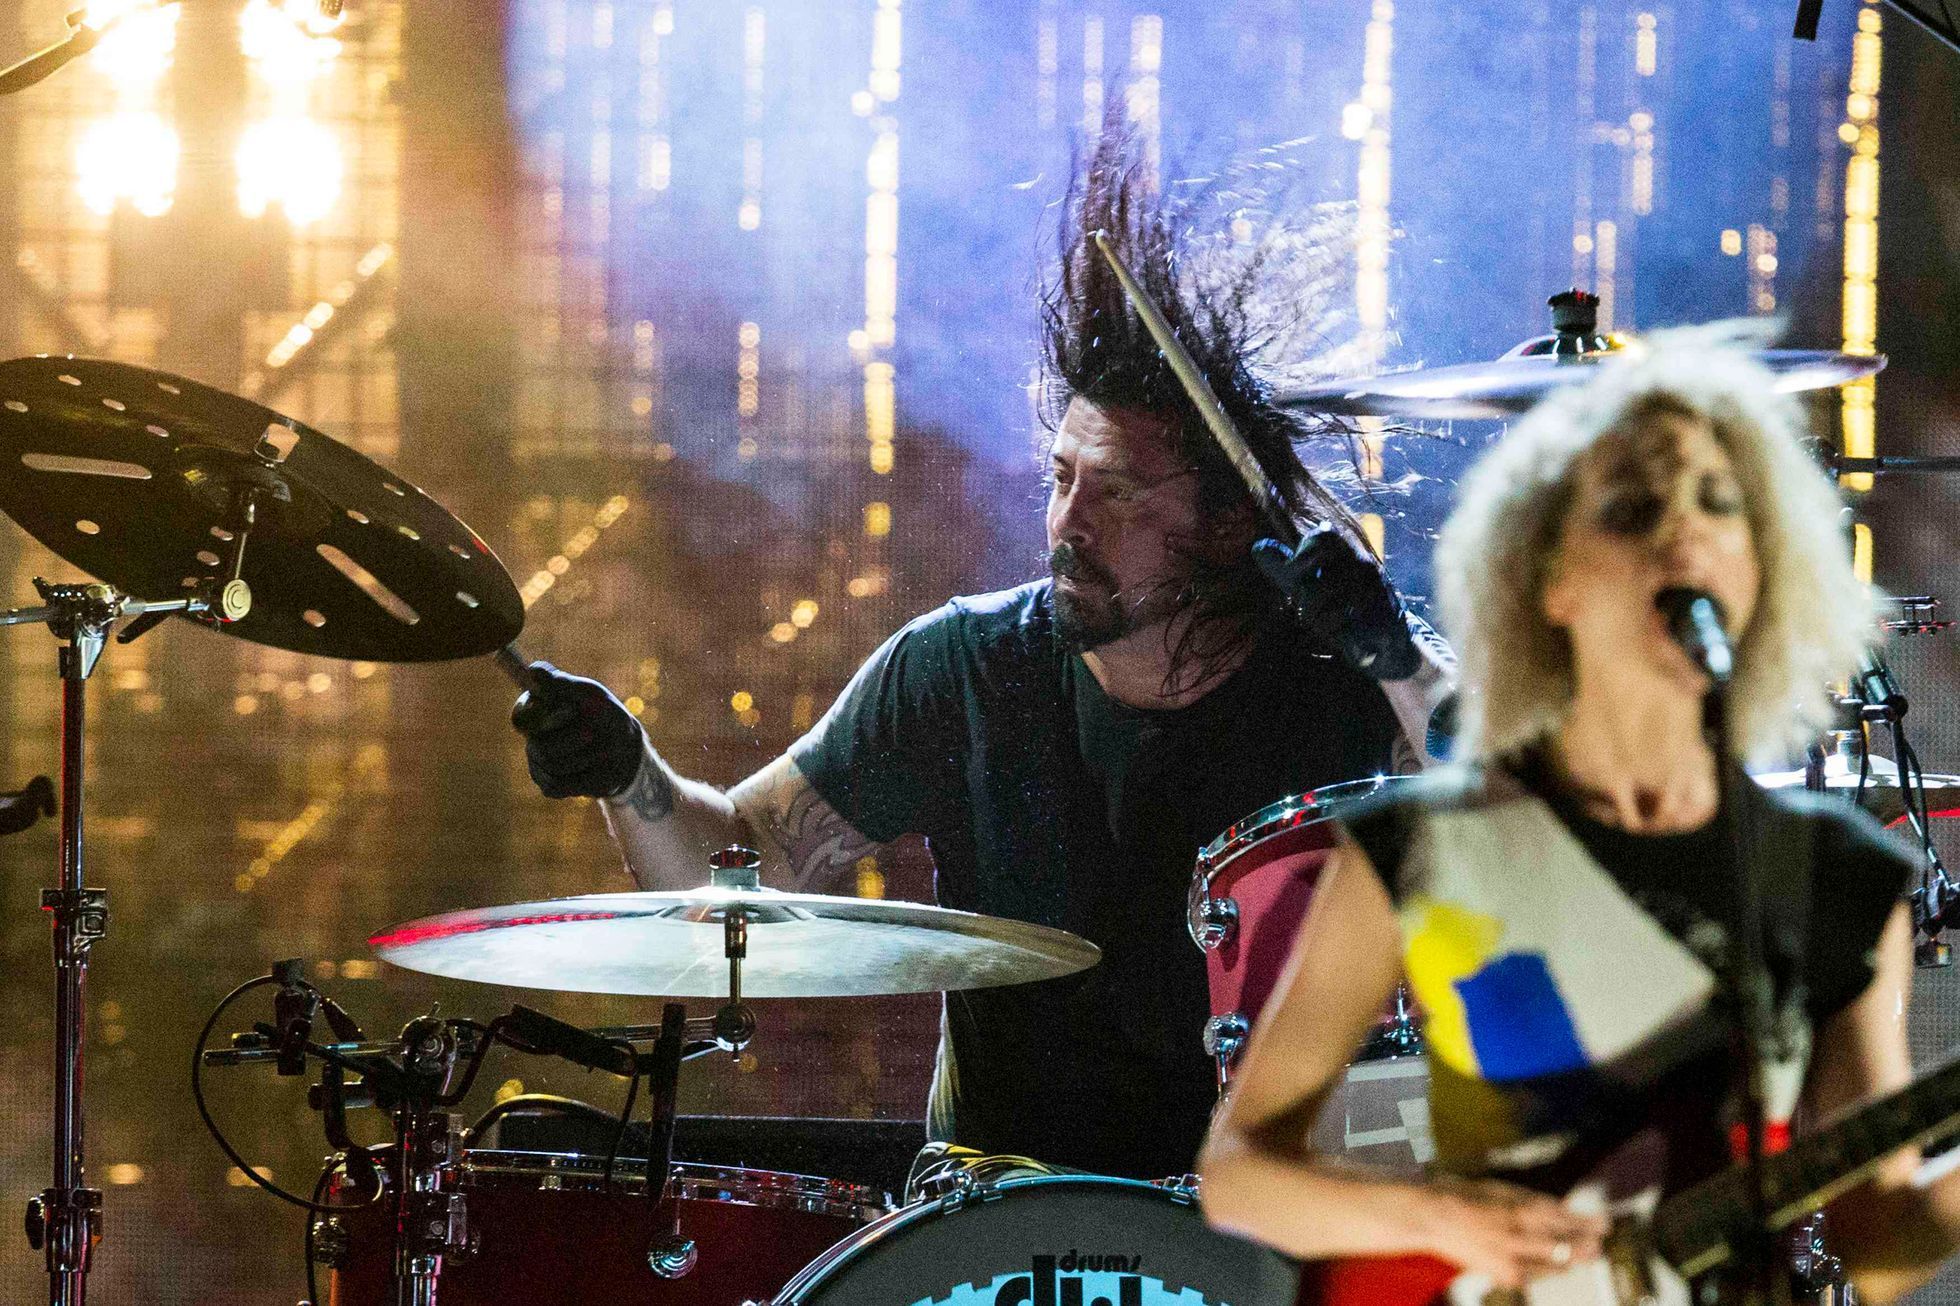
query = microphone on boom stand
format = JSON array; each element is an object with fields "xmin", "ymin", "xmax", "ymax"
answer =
[
  {"xmin": 1655, "ymin": 586, "xmax": 1779, "ymax": 1303},
  {"xmin": 1655, "ymin": 586, "xmax": 1735, "ymax": 686}
]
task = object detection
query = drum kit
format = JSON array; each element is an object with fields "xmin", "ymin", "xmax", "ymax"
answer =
[{"xmin": 0, "ymin": 288, "xmax": 1948, "ymax": 1305}]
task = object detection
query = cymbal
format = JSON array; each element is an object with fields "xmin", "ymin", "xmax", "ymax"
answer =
[
  {"xmin": 0, "ymin": 356, "xmax": 522, "ymax": 661},
  {"xmin": 1754, "ymin": 752, "xmax": 1960, "ymax": 827},
  {"xmin": 369, "ymin": 887, "xmax": 1104, "ymax": 997},
  {"xmin": 1277, "ymin": 347, "xmax": 1885, "ymax": 421}
]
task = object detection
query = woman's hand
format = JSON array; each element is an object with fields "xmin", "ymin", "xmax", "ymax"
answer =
[{"xmin": 1417, "ymin": 1177, "xmax": 1609, "ymax": 1289}]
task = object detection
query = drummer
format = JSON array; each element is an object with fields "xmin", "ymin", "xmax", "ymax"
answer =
[
  {"xmin": 1195, "ymin": 333, "xmax": 1954, "ymax": 1299},
  {"xmin": 510, "ymin": 127, "xmax": 1453, "ymax": 1181}
]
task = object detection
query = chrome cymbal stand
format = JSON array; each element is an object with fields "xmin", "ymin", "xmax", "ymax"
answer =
[{"xmin": 3, "ymin": 578, "xmax": 244, "ymax": 1306}]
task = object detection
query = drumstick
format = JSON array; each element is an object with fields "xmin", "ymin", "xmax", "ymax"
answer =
[
  {"xmin": 1090, "ymin": 230, "xmax": 1299, "ymax": 546},
  {"xmin": 493, "ymin": 642, "xmax": 539, "ymax": 692}
]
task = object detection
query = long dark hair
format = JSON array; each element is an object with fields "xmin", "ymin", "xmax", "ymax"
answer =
[{"xmin": 1039, "ymin": 119, "xmax": 1364, "ymax": 690}]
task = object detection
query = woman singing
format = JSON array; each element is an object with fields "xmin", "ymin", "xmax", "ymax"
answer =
[{"xmin": 1196, "ymin": 334, "xmax": 1958, "ymax": 1303}]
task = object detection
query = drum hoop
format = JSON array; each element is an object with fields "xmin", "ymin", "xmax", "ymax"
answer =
[
  {"xmin": 1191, "ymin": 774, "xmax": 1400, "ymax": 890},
  {"xmin": 455, "ymin": 1151, "xmax": 892, "ymax": 1221},
  {"xmin": 770, "ymin": 1175, "xmax": 1193, "ymax": 1304}
]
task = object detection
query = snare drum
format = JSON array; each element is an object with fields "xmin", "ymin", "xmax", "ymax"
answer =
[
  {"xmin": 771, "ymin": 1174, "xmax": 1299, "ymax": 1305},
  {"xmin": 326, "ymin": 1151, "xmax": 887, "ymax": 1305},
  {"xmin": 1188, "ymin": 776, "xmax": 1406, "ymax": 1073}
]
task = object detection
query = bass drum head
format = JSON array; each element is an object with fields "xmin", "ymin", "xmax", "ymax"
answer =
[{"xmin": 777, "ymin": 1176, "xmax": 1299, "ymax": 1305}]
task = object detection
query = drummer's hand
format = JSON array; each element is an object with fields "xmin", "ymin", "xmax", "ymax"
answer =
[
  {"xmin": 1417, "ymin": 1177, "xmax": 1608, "ymax": 1290},
  {"xmin": 1253, "ymin": 527, "xmax": 1419, "ymax": 680},
  {"xmin": 510, "ymin": 661, "xmax": 646, "ymax": 799}
]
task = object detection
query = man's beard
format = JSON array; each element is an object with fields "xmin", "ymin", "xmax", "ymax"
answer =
[{"xmin": 1050, "ymin": 542, "xmax": 1180, "ymax": 652}]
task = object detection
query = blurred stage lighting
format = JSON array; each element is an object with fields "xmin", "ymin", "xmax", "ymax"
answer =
[
  {"xmin": 236, "ymin": 117, "xmax": 343, "ymax": 224},
  {"xmin": 76, "ymin": 111, "xmax": 179, "ymax": 216}
]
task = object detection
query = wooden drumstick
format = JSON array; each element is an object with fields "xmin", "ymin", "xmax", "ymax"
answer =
[
  {"xmin": 493, "ymin": 643, "xmax": 540, "ymax": 692},
  {"xmin": 1090, "ymin": 229, "xmax": 1299, "ymax": 546}
]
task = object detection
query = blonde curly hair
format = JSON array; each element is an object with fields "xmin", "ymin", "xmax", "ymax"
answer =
[{"xmin": 1436, "ymin": 326, "xmax": 1873, "ymax": 761}]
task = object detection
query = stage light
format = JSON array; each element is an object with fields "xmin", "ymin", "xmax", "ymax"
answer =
[
  {"xmin": 86, "ymin": 2, "xmax": 178, "ymax": 84},
  {"xmin": 76, "ymin": 111, "xmax": 179, "ymax": 216},
  {"xmin": 80, "ymin": 0, "xmax": 162, "ymax": 33},
  {"xmin": 236, "ymin": 117, "xmax": 343, "ymax": 224},
  {"xmin": 239, "ymin": 0, "xmax": 342, "ymax": 77}
]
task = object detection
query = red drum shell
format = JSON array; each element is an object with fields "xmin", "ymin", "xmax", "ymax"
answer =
[
  {"xmin": 326, "ymin": 1153, "xmax": 885, "ymax": 1306},
  {"xmin": 1189, "ymin": 777, "xmax": 1399, "ymax": 1029}
]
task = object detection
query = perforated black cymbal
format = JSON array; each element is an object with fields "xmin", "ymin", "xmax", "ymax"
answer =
[{"xmin": 0, "ymin": 356, "xmax": 522, "ymax": 662}]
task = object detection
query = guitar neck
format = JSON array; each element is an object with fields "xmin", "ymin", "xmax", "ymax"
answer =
[{"xmin": 1655, "ymin": 1053, "xmax": 1960, "ymax": 1279}]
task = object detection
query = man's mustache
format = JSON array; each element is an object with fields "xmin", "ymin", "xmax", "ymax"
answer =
[{"xmin": 1049, "ymin": 543, "xmax": 1114, "ymax": 587}]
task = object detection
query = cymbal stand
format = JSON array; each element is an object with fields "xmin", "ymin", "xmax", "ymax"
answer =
[{"xmin": 1, "ymin": 578, "xmax": 238, "ymax": 1306}]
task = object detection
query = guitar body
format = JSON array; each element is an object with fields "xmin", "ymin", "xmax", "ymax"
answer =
[
  {"xmin": 1305, "ymin": 1249, "xmax": 1693, "ymax": 1306},
  {"xmin": 1303, "ymin": 1253, "xmax": 1458, "ymax": 1306}
]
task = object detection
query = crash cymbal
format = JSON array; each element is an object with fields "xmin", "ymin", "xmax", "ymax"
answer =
[
  {"xmin": 369, "ymin": 886, "xmax": 1103, "ymax": 998},
  {"xmin": 0, "ymin": 356, "xmax": 522, "ymax": 661},
  {"xmin": 1277, "ymin": 348, "xmax": 1885, "ymax": 422},
  {"xmin": 1754, "ymin": 751, "xmax": 1960, "ymax": 827}
]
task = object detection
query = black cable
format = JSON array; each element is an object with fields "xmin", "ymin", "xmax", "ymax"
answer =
[
  {"xmin": 461, "ymin": 1092, "xmax": 628, "ymax": 1149},
  {"xmin": 191, "ymin": 974, "xmax": 342, "ymax": 1211},
  {"xmin": 602, "ymin": 1038, "xmax": 641, "ymax": 1192}
]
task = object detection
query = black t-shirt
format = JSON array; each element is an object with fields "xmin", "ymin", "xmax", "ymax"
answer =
[
  {"xmin": 1340, "ymin": 751, "xmax": 1916, "ymax": 1195},
  {"xmin": 789, "ymin": 581, "xmax": 1401, "ymax": 1178}
]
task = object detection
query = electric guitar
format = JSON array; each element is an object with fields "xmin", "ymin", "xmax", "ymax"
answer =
[{"xmin": 1310, "ymin": 1051, "xmax": 1960, "ymax": 1306}]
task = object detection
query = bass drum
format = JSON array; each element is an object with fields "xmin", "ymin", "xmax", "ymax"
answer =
[
  {"xmin": 770, "ymin": 1175, "xmax": 1299, "ymax": 1305},
  {"xmin": 328, "ymin": 1151, "xmax": 886, "ymax": 1305}
]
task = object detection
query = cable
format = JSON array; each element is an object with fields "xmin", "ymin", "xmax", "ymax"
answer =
[
  {"xmin": 191, "ymin": 974, "xmax": 360, "ymax": 1213},
  {"xmin": 461, "ymin": 1092, "xmax": 627, "ymax": 1149}
]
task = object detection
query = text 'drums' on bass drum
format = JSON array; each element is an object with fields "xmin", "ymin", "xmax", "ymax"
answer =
[{"xmin": 768, "ymin": 1174, "xmax": 1300, "ymax": 1306}]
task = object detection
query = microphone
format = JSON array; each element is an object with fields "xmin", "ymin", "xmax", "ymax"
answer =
[
  {"xmin": 1851, "ymin": 649, "xmax": 1908, "ymax": 719},
  {"xmin": 1655, "ymin": 587, "xmax": 1735, "ymax": 685},
  {"xmin": 504, "ymin": 1005, "xmax": 635, "ymax": 1076},
  {"xmin": 270, "ymin": 959, "xmax": 319, "ymax": 1077}
]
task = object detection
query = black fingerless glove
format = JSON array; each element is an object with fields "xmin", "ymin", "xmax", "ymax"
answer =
[
  {"xmin": 1253, "ymin": 527, "xmax": 1421, "ymax": 681},
  {"xmin": 509, "ymin": 661, "xmax": 647, "ymax": 799}
]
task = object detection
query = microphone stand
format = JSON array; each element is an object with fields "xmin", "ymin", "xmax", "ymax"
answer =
[
  {"xmin": 2, "ymin": 573, "xmax": 247, "ymax": 1306},
  {"xmin": 1709, "ymin": 684, "xmax": 1778, "ymax": 1305}
]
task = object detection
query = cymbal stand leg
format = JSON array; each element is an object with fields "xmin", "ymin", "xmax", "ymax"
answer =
[{"xmin": 643, "ymin": 1004, "xmax": 695, "ymax": 1280}]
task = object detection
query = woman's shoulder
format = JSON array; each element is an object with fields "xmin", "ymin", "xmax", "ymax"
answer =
[{"xmin": 1330, "ymin": 762, "xmax": 1517, "ymax": 892}]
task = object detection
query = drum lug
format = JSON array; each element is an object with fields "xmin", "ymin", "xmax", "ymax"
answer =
[
  {"xmin": 411, "ymin": 1190, "xmax": 475, "ymax": 1262},
  {"xmin": 1202, "ymin": 1013, "xmax": 1250, "ymax": 1087},
  {"xmin": 1192, "ymin": 893, "xmax": 1239, "ymax": 951},
  {"xmin": 648, "ymin": 1233, "xmax": 698, "ymax": 1279},
  {"xmin": 309, "ymin": 1216, "xmax": 351, "ymax": 1269}
]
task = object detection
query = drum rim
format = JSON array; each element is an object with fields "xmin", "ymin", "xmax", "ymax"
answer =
[
  {"xmin": 1192, "ymin": 774, "xmax": 1402, "ymax": 882},
  {"xmin": 455, "ymin": 1150, "xmax": 893, "ymax": 1221},
  {"xmin": 770, "ymin": 1174, "xmax": 1196, "ymax": 1304}
]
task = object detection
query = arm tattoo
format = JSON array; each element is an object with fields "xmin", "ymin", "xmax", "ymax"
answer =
[
  {"xmin": 616, "ymin": 756, "xmax": 675, "ymax": 822},
  {"xmin": 738, "ymin": 758, "xmax": 881, "ymax": 895}
]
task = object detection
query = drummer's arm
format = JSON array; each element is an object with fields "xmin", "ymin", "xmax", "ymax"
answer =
[
  {"xmin": 1378, "ymin": 614, "xmax": 1457, "ymax": 772},
  {"xmin": 591, "ymin": 741, "xmax": 742, "ymax": 890},
  {"xmin": 602, "ymin": 750, "xmax": 878, "ymax": 895}
]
